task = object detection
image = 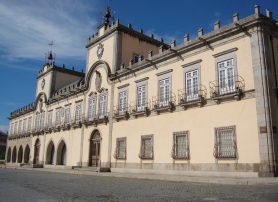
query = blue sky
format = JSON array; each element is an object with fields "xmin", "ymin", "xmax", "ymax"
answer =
[{"xmin": 0, "ymin": 0, "xmax": 277, "ymax": 132}]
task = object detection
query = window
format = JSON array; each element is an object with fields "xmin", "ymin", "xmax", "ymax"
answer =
[
  {"xmin": 218, "ymin": 59, "xmax": 235, "ymax": 94},
  {"xmin": 40, "ymin": 112, "xmax": 45, "ymax": 130},
  {"xmin": 185, "ymin": 70, "xmax": 199, "ymax": 101},
  {"xmin": 75, "ymin": 102, "xmax": 82, "ymax": 123},
  {"xmin": 55, "ymin": 109, "xmax": 61, "ymax": 127},
  {"xmin": 136, "ymin": 84, "xmax": 147, "ymax": 111},
  {"xmin": 18, "ymin": 120, "xmax": 22, "ymax": 134},
  {"xmin": 116, "ymin": 138, "xmax": 126, "ymax": 159},
  {"xmin": 173, "ymin": 131, "xmax": 189, "ymax": 159},
  {"xmin": 14, "ymin": 122, "xmax": 18, "ymax": 134},
  {"xmin": 159, "ymin": 78, "xmax": 170, "ymax": 107},
  {"xmin": 140, "ymin": 135, "xmax": 153, "ymax": 159},
  {"xmin": 47, "ymin": 111, "xmax": 52, "ymax": 128},
  {"xmin": 99, "ymin": 93, "xmax": 107, "ymax": 118},
  {"xmin": 88, "ymin": 95, "xmax": 96, "ymax": 121},
  {"xmin": 118, "ymin": 90, "xmax": 128, "ymax": 114},
  {"xmin": 10, "ymin": 123, "xmax": 14, "ymax": 135},
  {"xmin": 27, "ymin": 117, "xmax": 32, "ymax": 132},
  {"xmin": 214, "ymin": 126, "xmax": 237, "ymax": 159},
  {"xmin": 64, "ymin": 107, "xmax": 71, "ymax": 125},
  {"xmin": 35, "ymin": 114, "xmax": 40, "ymax": 130},
  {"xmin": 22, "ymin": 119, "xmax": 27, "ymax": 134}
]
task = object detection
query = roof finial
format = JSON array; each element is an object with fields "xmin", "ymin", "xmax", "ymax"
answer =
[
  {"xmin": 104, "ymin": 6, "xmax": 111, "ymax": 26},
  {"xmin": 46, "ymin": 40, "xmax": 55, "ymax": 65}
]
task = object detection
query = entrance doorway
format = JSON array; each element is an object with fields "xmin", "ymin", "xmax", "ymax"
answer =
[
  {"xmin": 89, "ymin": 130, "xmax": 101, "ymax": 167},
  {"xmin": 33, "ymin": 139, "xmax": 40, "ymax": 165}
]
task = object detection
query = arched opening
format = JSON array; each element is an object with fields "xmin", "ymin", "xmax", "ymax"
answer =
[
  {"xmin": 6, "ymin": 147, "xmax": 11, "ymax": 162},
  {"xmin": 33, "ymin": 139, "xmax": 40, "ymax": 164},
  {"xmin": 56, "ymin": 140, "xmax": 67, "ymax": 165},
  {"xmin": 89, "ymin": 130, "xmax": 101, "ymax": 167},
  {"xmin": 24, "ymin": 145, "xmax": 30, "ymax": 164},
  {"xmin": 17, "ymin": 146, "xmax": 23, "ymax": 163},
  {"xmin": 12, "ymin": 147, "xmax": 17, "ymax": 163},
  {"xmin": 46, "ymin": 141, "xmax": 55, "ymax": 165}
]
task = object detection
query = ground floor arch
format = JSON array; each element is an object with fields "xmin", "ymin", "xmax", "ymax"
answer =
[
  {"xmin": 24, "ymin": 145, "xmax": 30, "ymax": 164},
  {"xmin": 46, "ymin": 141, "xmax": 55, "ymax": 165},
  {"xmin": 56, "ymin": 140, "xmax": 67, "ymax": 165},
  {"xmin": 89, "ymin": 130, "xmax": 101, "ymax": 167},
  {"xmin": 17, "ymin": 146, "xmax": 23, "ymax": 163},
  {"xmin": 6, "ymin": 147, "xmax": 11, "ymax": 162},
  {"xmin": 33, "ymin": 139, "xmax": 40, "ymax": 164},
  {"xmin": 12, "ymin": 147, "xmax": 17, "ymax": 163}
]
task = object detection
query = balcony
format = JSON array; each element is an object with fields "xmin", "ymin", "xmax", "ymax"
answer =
[
  {"xmin": 84, "ymin": 112, "xmax": 109, "ymax": 126},
  {"xmin": 178, "ymin": 85, "xmax": 207, "ymax": 109},
  {"xmin": 114, "ymin": 105, "xmax": 130, "ymax": 121},
  {"xmin": 152, "ymin": 93, "xmax": 176, "ymax": 114},
  {"xmin": 71, "ymin": 114, "xmax": 85, "ymax": 128},
  {"xmin": 61, "ymin": 121, "xmax": 71, "ymax": 130},
  {"xmin": 130, "ymin": 100, "xmax": 151, "ymax": 118},
  {"xmin": 209, "ymin": 75, "xmax": 245, "ymax": 103}
]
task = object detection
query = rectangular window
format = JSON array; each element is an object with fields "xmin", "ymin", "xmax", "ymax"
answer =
[
  {"xmin": 116, "ymin": 138, "xmax": 126, "ymax": 159},
  {"xmin": 47, "ymin": 111, "xmax": 52, "ymax": 128},
  {"xmin": 140, "ymin": 135, "xmax": 153, "ymax": 159},
  {"xmin": 22, "ymin": 119, "xmax": 27, "ymax": 133},
  {"xmin": 214, "ymin": 126, "xmax": 237, "ymax": 159},
  {"xmin": 35, "ymin": 114, "xmax": 40, "ymax": 130},
  {"xmin": 40, "ymin": 112, "xmax": 45, "ymax": 130},
  {"xmin": 27, "ymin": 117, "xmax": 32, "ymax": 132},
  {"xmin": 55, "ymin": 109, "xmax": 61, "ymax": 127},
  {"xmin": 64, "ymin": 107, "xmax": 71, "ymax": 125},
  {"xmin": 218, "ymin": 59, "xmax": 235, "ymax": 94},
  {"xmin": 185, "ymin": 70, "xmax": 199, "ymax": 101},
  {"xmin": 99, "ymin": 93, "xmax": 107, "ymax": 118},
  {"xmin": 173, "ymin": 131, "xmax": 189, "ymax": 159},
  {"xmin": 118, "ymin": 90, "xmax": 128, "ymax": 114},
  {"xmin": 75, "ymin": 102, "xmax": 82, "ymax": 123},
  {"xmin": 10, "ymin": 123, "xmax": 14, "ymax": 135},
  {"xmin": 18, "ymin": 120, "xmax": 22, "ymax": 134},
  {"xmin": 136, "ymin": 84, "xmax": 146, "ymax": 111},
  {"xmin": 14, "ymin": 122, "xmax": 18, "ymax": 134},
  {"xmin": 88, "ymin": 95, "xmax": 96, "ymax": 121},
  {"xmin": 159, "ymin": 78, "xmax": 170, "ymax": 107}
]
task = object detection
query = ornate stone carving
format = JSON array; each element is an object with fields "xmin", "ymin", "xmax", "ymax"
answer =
[
  {"xmin": 97, "ymin": 43, "xmax": 104, "ymax": 59},
  {"xmin": 95, "ymin": 71, "xmax": 102, "ymax": 92}
]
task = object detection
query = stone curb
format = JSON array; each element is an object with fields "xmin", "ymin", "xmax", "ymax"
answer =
[{"xmin": 3, "ymin": 167, "xmax": 278, "ymax": 185}]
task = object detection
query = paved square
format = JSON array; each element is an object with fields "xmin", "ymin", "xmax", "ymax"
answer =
[{"xmin": 1, "ymin": 169, "xmax": 278, "ymax": 201}]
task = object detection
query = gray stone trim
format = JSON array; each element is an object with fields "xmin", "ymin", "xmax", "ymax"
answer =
[
  {"xmin": 135, "ymin": 77, "xmax": 149, "ymax": 83},
  {"xmin": 156, "ymin": 69, "xmax": 173, "ymax": 76},
  {"xmin": 213, "ymin": 48, "xmax": 238, "ymax": 58},
  {"xmin": 182, "ymin": 59, "xmax": 202, "ymax": 68},
  {"xmin": 117, "ymin": 84, "xmax": 129, "ymax": 89},
  {"xmin": 75, "ymin": 99, "xmax": 83, "ymax": 103}
]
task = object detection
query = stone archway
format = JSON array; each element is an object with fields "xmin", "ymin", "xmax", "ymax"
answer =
[
  {"xmin": 46, "ymin": 141, "xmax": 55, "ymax": 165},
  {"xmin": 12, "ymin": 146, "xmax": 17, "ymax": 163},
  {"xmin": 6, "ymin": 147, "xmax": 11, "ymax": 163},
  {"xmin": 56, "ymin": 140, "xmax": 67, "ymax": 165},
  {"xmin": 89, "ymin": 130, "xmax": 101, "ymax": 167},
  {"xmin": 33, "ymin": 139, "xmax": 40, "ymax": 165},
  {"xmin": 24, "ymin": 145, "xmax": 30, "ymax": 164},
  {"xmin": 17, "ymin": 146, "xmax": 23, "ymax": 163}
]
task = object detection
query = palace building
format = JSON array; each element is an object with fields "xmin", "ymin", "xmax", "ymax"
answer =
[{"xmin": 5, "ymin": 5, "xmax": 278, "ymax": 177}]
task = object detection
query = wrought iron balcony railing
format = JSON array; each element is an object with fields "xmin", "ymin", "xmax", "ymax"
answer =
[
  {"xmin": 209, "ymin": 75, "xmax": 245, "ymax": 101},
  {"xmin": 84, "ymin": 112, "xmax": 109, "ymax": 126},
  {"xmin": 130, "ymin": 100, "xmax": 151, "ymax": 117},
  {"xmin": 178, "ymin": 85, "xmax": 207, "ymax": 108},
  {"xmin": 152, "ymin": 93, "xmax": 176, "ymax": 114},
  {"xmin": 114, "ymin": 105, "xmax": 130, "ymax": 121}
]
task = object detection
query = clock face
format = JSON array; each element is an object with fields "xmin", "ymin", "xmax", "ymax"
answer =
[
  {"xmin": 41, "ymin": 79, "xmax": 45, "ymax": 90},
  {"xmin": 97, "ymin": 43, "xmax": 104, "ymax": 59}
]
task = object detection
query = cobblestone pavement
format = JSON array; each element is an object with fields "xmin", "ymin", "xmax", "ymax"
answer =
[{"xmin": 0, "ymin": 169, "xmax": 278, "ymax": 202}]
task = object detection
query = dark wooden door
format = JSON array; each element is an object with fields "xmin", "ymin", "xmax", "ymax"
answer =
[{"xmin": 91, "ymin": 140, "xmax": 100, "ymax": 167}]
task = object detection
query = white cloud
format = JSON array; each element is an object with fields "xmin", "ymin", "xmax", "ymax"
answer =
[
  {"xmin": 0, "ymin": 0, "xmax": 98, "ymax": 60},
  {"xmin": 0, "ymin": 125, "xmax": 9, "ymax": 133}
]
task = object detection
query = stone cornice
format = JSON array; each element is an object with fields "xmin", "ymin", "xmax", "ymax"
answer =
[{"xmin": 37, "ymin": 64, "xmax": 84, "ymax": 79}]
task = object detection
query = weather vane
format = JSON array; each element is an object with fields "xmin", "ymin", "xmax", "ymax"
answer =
[{"xmin": 46, "ymin": 40, "xmax": 55, "ymax": 64}]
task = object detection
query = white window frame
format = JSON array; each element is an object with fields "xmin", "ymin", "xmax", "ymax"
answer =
[
  {"xmin": 118, "ymin": 88, "xmax": 128, "ymax": 115},
  {"xmin": 99, "ymin": 92, "xmax": 108, "ymax": 118},
  {"xmin": 18, "ymin": 120, "xmax": 22, "ymax": 134},
  {"xmin": 116, "ymin": 137, "xmax": 127, "ymax": 160},
  {"xmin": 136, "ymin": 81, "xmax": 148, "ymax": 112},
  {"xmin": 64, "ymin": 106, "xmax": 71, "ymax": 125},
  {"xmin": 157, "ymin": 71, "xmax": 172, "ymax": 108},
  {"xmin": 40, "ymin": 112, "xmax": 45, "ymax": 130},
  {"xmin": 55, "ymin": 109, "xmax": 61, "ymax": 127},
  {"xmin": 47, "ymin": 111, "xmax": 52, "ymax": 129},
  {"xmin": 14, "ymin": 122, "xmax": 18, "ymax": 134},
  {"xmin": 27, "ymin": 117, "xmax": 32, "ymax": 132},
  {"xmin": 88, "ymin": 94, "xmax": 97, "ymax": 121},
  {"xmin": 22, "ymin": 119, "xmax": 27, "ymax": 134},
  {"xmin": 75, "ymin": 102, "xmax": 83, "ymax": 123}
]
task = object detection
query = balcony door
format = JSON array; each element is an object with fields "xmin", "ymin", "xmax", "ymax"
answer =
[
  {"xmin": 159, "ymin": 78, "xmax": 170, "ymax": 107},
  {"xmin": 136, "ymin": 85, "xmax": 146, "ymax": 111},
  {"xmin": 119, "ymin": 91, "xmax": 127, "ymax": 114},
  {"xmin": 218, "ymin": 59, "xmax": 235, "ymax": 94},
  {"xmin": 185, "ymin": 70, "xmax": 199, "ymax": 101}
]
